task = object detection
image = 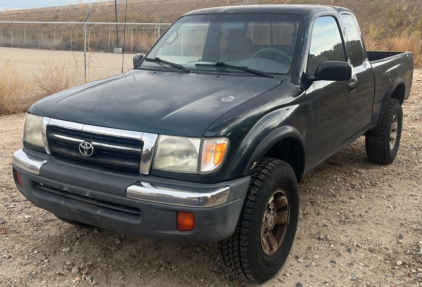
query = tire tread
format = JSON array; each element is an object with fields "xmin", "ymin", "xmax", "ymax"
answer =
[
  {"xmin": 366, "ymin": 98, "xmax": 402, "ymax": 164},
  {"xmin": 218, "ymin": 158, "xmax": 296, "ymax": 283}
]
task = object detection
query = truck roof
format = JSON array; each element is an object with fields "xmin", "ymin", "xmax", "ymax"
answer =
[{"xmin": 185, "ymin": 5, "xmax": 346, "ymax": 17}]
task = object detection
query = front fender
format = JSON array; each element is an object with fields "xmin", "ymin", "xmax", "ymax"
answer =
[{"xmin": 224, "ymin": 104, "xmax": 307, "ymax": 180}]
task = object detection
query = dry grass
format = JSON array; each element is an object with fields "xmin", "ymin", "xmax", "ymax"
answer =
[
  {"xmin": 367, "ymin": 34, "xmax": 422, "ymax": 67},
  {"xmin": 0, "ymin": 62, "xmax": 33, "ymax": 114},
  {"xmin": 0, "ymin": 61, "xmax": 78, "ymax": 115},
  {"xmin": 0, "ymin": 48, "xmax": 135, "ymax": 115},
  {"xmin": 383, "ymin": 35, "xmax": 422, "ymax": 66},
  {"xmin": 35, "ymin": 60, "xmax": 80, "ymax": 97}
]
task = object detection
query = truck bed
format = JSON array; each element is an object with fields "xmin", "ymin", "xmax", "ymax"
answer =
[
  {"xmin": 367, "ymin": 51, "xmax": 404, "ymax": 62},
  {"xmin": 368, "ymin": 51, "xmax": 413, "ymax": 103}
]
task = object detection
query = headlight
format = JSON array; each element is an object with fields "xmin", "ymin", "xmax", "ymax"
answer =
[
  {"xmin": 153, "ymin": 135, "xmax": 229, "ymax": 174},
  {"xmin": 23, "ymin": 113, "xmax": 44, "ymax": 148},
  {"xmin": 153, "ymin": 135, "xmax": 201, "ymax": 173}
]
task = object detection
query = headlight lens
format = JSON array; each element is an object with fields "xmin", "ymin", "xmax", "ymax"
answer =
[
  {"xmin": 201, "ymin": 138, "xmax": 229, "ymax": 173},
  {"xmin": 152, "ymin": 135, "xmax": 229, "ymax": 174},
  {"xmin": 23, "ymin": 113, "xmax": 44, "ymax": 148},
  {"xmin": 153, "ymin": 135, "xmax": 201, "ymax": 173}
]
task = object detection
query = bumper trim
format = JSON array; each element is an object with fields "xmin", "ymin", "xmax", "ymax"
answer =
[
  {"xmin": 13, "ymin": 149, "xmax": 48, "ymax": 175},
  {"xmin": 126, "ymin": 182, "xmax": 230, "ymax": 208}
]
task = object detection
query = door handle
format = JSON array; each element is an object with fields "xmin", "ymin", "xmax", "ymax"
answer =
[{"xmin": 348, "ymin": 82, "xmax": 357, "ymax": 93}]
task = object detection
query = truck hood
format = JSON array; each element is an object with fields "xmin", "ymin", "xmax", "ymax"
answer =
[{"xmin": 30, "ymin": 70, "xmax": 282, "ymax": 137}]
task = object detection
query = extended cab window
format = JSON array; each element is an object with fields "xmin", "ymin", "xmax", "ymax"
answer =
[
  {"xmin": 341, "ymin": 14, "xmax": 365, "ymax": 67},
  {"xmin": 308, "ymin": 16, "xmax": 346, "ymax": 76}
]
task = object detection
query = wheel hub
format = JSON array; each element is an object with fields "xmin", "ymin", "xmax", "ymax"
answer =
[
  {"xmin": 266, "ymin": 213, "xmax": 275, "ymax": 229},
  {"xmin": 389, "ymin": 114, "xmax": 398, "ymax": 150},
  {"xmin": 261, "ymin": 189, "xmax": 290, "ymax": 256}
]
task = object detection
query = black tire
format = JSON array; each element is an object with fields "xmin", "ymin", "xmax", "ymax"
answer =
[
  {"xmin": 56, "ymin": 216, "xmax": 92, "ymax": 228},
  {"xmin": 365, "ymin": 98, "xmax": 402, "ymax": 164},
  {"xmin": 218, "ymin": 158, "xmax": 299, "ymax": 284}
]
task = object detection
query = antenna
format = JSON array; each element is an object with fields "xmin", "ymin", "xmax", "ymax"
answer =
[{"xmin": 122, "ymin": 0, "xmax": 128, "ymax": 74}]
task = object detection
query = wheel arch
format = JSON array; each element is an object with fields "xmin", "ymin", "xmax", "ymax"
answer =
[
  {"xmin": 388, "ymin": 79, "xmax": 406, "ymax": 106},
  {"xmin": 370, "ymin": 79, "xmax": 406, "ymax": 131},
  {"xmin": 244, "ymin": 126, "xmax": 305, "ymax": 183}
]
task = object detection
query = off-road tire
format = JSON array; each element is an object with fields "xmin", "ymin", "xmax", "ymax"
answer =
[
  {"xmin": 366, "ymin": 98, "xmax": 402, "ymax": 164},
  {"xmin": 56, "ymin": 216, "xmax": 92, "ymax": 228},
  {"xmin": 218, "ymin": 158, "xmax": 299, "ymax": 283}
]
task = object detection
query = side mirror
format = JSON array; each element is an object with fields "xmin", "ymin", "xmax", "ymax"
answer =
[
  {"xmin": 133, "ymin": 54, "xmax": 144, "ymax": 68},
  {"xmin": 310, "ymin": 61, "xmax": 352, "ymax": 82}
]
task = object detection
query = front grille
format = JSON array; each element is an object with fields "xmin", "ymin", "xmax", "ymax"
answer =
[
  {"xmin": 34, "ymin": 183, "xmax": 141, "ymax": 218},
  {"xmin": 47, "ymin": 126, "xmax": 143, "ymax": 172}
]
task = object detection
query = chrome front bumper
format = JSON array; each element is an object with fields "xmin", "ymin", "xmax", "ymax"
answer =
[
  {"xmin": 126, "ymin": 183, "xmax": 230, "ymax": 208},
  {"xmin": 12, "ymin": 149, "xmax": 48, "ymax": 175}
]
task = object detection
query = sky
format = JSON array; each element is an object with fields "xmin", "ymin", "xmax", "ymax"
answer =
[{"xmin": 0, "ymin": 0, "xmax": 110, "ymax": 10}]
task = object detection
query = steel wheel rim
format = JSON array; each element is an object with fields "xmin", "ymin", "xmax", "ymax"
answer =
[
  {"xmin": 389, "ymin": 114, "xmax": 398, "ymax": 150},
  {"xmin": 261, "ymin": 189, "xmax": 290, "ymax": 256}
]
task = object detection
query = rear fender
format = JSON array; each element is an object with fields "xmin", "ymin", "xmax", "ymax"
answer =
[{"xmin": 370, "ymin": 78, "xmax": 405, "ymax": 130}]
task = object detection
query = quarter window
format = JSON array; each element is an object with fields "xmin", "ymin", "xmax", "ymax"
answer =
[
  {"xmin": 308, "ymin": 16, "xmax": 346, "ymax": 76},
  {"xmin": 341, "ymin": 14, "xmax": 365, "ymax": 67}
]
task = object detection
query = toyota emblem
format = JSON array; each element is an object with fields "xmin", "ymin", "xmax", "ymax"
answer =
[{"xmin": 79, "ymin": 141, "xmax": 94, "ymax": 157}]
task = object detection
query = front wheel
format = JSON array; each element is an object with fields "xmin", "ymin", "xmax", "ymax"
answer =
[
  {"xmin": 218, "ymin": 158, "xmax": 299, "ymax": 283},
  {"xmin": 365, "ymin": 98, "xmax": 403, "ymax": 164}
]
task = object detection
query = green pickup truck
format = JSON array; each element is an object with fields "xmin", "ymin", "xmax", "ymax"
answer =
[{"xmin": 12, "ymin": 5, "xmax": 413, "ymax": 283}]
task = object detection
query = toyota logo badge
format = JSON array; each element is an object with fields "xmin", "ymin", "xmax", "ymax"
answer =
[{"xmin": 79, "ymin": 141, "xmax": 94, "ymax": 157}]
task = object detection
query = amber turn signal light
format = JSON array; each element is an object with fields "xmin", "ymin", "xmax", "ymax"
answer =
[
  {"xmin": 177, "ymin": 212, "xmax": 195, "ymax": 231},
  {"xmin": 214, "ymin": 143, "xmax": 227, "ymax": 165},
  {"xmin": 15, "ymin": 170, "xmax": 23, "ymax": 187},
  {"xmin": 201, "ymin": 138, "xmax": 229, "ymax": 172}
]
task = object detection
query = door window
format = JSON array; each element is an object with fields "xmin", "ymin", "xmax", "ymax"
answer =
[{"xmin": 308, "ymin": 16, "xmax": 346, "ymax": 76}]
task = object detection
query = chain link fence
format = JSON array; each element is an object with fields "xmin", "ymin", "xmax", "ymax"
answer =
[{"xmin": 0, "ymin": 21, "xmax": 170, "ymax": 112}]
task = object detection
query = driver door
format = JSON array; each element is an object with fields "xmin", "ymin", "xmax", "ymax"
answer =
[{"xmin": 305, "ymin": 16, "xmax": 360, "ymax": 168}]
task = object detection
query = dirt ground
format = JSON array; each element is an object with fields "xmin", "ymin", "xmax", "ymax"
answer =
[{"xmin": 0, "ymin": 70, "xmax": 421, "ymax": 287}]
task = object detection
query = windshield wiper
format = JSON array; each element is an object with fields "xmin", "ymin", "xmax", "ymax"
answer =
[
  {"xmin": 195, "ymin": 62, "xmax": 274, "ymax": 78},
  {"xmin": 145, "ymin": 57, "xmax": 190, "ymax": 73}
]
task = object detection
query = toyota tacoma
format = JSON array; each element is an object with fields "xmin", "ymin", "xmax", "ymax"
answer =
[{"xmin": 12, "ymin": 5, "xmax": 413, "ymax": 283}]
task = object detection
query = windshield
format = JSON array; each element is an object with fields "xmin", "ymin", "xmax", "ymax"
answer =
[{"xmin": 141, "ymin": 13, "xmax": 303, "ymax": 75}]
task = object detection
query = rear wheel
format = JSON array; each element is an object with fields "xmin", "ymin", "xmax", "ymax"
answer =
[
  {"xmin": 365, "ymin": 98, "xmax": 402, "ymax": 164},
  {"xmin": 218, "ymin": 158, "xmax": 299, "ymax": 283}
]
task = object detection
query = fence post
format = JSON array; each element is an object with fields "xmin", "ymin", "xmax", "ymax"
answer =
[
  {"xmin": 131, "ymin": 28, "xmax": 133, "ymax": 52},
  {"xmin": 11, "ymin": 28, "xmax": 13, "ymax": 47},
  {"xmin": 53, "ymin": 26, "xmax": 56, "ymax": 49},
  {"xmin": 83, "ymin": 11, "xmax": 91, "ymax": 83},
  {"xmin": 84, "ymin": 23, "xmax": 87, "ymax": 82},
  {"xmin": 108, "ymin": 30, "xmax": 111, "ymax": 52},
  {"xmin": 88, "ymin": 26, "xmax": 92, "ymax": 50},
  {"xmin": 0, "ymin": 30, "xmax": 2, "ymax": 47},
  {"xmin": 70, "ymin": 27, "xmax": 73, "ymax": 51},
  {"xmin": 24, "ymin": 28, "xmax": 26, "ymax": 48},
  {"xmin": 38, "ymin": 29, "xmax": 40, "ymax": 48}
]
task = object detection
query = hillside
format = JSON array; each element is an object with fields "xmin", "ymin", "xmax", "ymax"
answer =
[
  {"xmin": 0, "ymin": 0, "xmax": 420, "ymax": 65},
  {"xmin": 0, "ymin": 0, "xmax": 420, "ymax": 36}
]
